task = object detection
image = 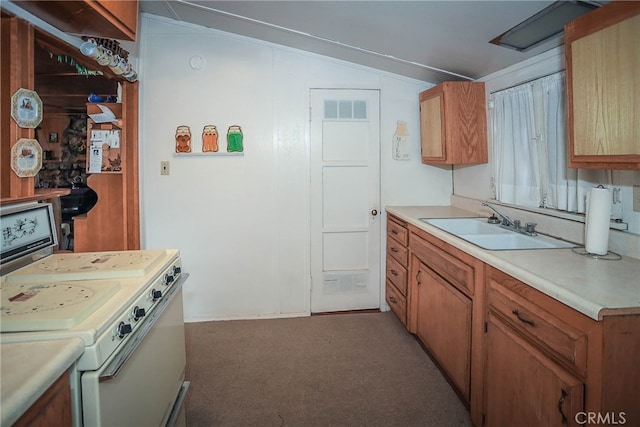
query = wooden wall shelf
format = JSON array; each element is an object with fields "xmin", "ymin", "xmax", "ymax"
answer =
[{"xmin": 173, "ymin": 152, "xmax": 244, "ymax": 157}]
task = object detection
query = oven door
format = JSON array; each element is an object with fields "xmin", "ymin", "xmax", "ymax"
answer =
[{"xmin": 81, "ymin": 276, "xmax": 187, "ymax": 427}]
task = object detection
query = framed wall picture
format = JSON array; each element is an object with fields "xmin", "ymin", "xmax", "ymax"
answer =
[
  {"xmin": 11, "ymin": 138, "xmax": 43, "ymax": 177},
  {"xmin": 10, "ymin": 88, "xmax": 43, "ymax": 129},
  {"xmin": 49, "ymin": 132, "xmax": 59, "ymax": 143}
]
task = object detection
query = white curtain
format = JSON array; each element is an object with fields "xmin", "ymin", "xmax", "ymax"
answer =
[
  {"xmin": 491, "ymin": 72, "xmax": 613, "ymax": 213},
  {"xmin": 491, "ymin": 84, "xmax": 540, "ymax": 207}
]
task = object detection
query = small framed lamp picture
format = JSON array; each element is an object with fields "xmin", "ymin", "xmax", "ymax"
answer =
[{"xmin": 49, "ymin": 132, "xmax": 58, "ymax": 143}]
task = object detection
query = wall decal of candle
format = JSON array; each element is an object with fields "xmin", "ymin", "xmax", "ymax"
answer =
[
  {"xmin": 227, "ymin": 125, "xmax": 243, "ymax": 152},
  {"xmin": 202, "ymin": 125, "xmax": 219, "ymax": 152},
  {"xmin": 175, "ymin": 125, "xmax": 192, "ymax": 153}
]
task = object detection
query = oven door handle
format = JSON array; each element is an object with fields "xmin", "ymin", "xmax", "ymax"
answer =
[{"xmin": 99, "ymin": 273, "xmax": 188, "ymax": 382}]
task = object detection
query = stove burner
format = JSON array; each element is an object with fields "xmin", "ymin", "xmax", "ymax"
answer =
[
  {"xmin": 0, "ymin": 281, "xmax": 121, "ymax": 332},
  {"xmin": 6, "ymin": 250, "xmax": 167, "ymax": 283}
]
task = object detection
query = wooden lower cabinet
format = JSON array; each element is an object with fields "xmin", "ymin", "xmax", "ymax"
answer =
[
  {"xmin": 386, "ymin": 215, "xmax": 409, "ymax": 326},
  {"xmin": 484, "ymin": 267, "xmax": 640, "ymax": 426},
  {"xmin": 397, "ymin": 222, "xmax": 639, "ymax": 426},
  {"xmin": 485, "ymin": 311, "xmax": 584, "ymax": 426},
  {"xmin": 415, "ymin": 259, "xmax": 472, "ymax": 402},
  {"xmin": 407, "ymin": 224, "xmax": 485, "ymax": 413},
  {"xmin": 14, "ymin": 370, "xmax": 72, "ymax": 427}
]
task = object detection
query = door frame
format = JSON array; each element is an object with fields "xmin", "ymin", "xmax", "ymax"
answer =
[{"xmin": 308, "ymin": 88, "xmax": 382, "ymax": 313}]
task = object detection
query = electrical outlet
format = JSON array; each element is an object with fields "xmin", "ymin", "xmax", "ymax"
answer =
[
  {"xmin": 160, "ymin": 161, "xmax": 170, "ymax": 176},
  {"xmin": 633, "ymin": 185, "xmax": 640, "ymax": 212}
]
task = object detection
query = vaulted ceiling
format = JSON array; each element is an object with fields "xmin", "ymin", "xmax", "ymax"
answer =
[{"xmin": 139, "ymin": 1, "xmax": 604, "ymax": 83}]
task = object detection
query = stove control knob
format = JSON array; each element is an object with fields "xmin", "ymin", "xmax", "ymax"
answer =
[
  {"xmin": 164, "ymin": 274, "xmax": 175, "ymax": 285},
  {"xmin": 151, "ymin": 289, "xmax": 162, "ymax": 301},
  {"xmin": 173, "ymin": 266, "xmax": 182, "ymax": 275},
  {"xmin": 117, "ymin": 322, "xmax": 132, "ymax": 339},
  {"xmin": 132, "ymin": 306, "xmax": 146, "ymax": 321}
]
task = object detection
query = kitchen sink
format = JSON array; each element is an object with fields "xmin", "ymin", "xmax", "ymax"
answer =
[
  {"xmin": 420, "ymin": 217, "xmax": 576, "ymax": 250},
  {"xmin": 423, "ymin": 218, "xmax": 511, "ymax": 235}
]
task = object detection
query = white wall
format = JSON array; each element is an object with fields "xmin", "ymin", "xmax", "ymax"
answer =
[{"xmin": 138, "ymin": 15, "xmax": 451, "ymax": 321}]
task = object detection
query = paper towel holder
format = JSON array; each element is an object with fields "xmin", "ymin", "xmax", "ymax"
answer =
[{"xmin": 571, "ymin": 246, "xmax": 622, "ymax": 260}]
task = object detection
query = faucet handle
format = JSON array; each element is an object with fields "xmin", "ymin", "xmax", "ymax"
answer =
[
  {"xmin": 513, "ymin": 219, "xmax": 521, "ymax": 230},
  {"xmin": 487, "ymin": 214, "xmax": 501, "ymax": 224},
  {"xmin": 525, "ymin": 222, "xmax": 537, "ymax": 234}
]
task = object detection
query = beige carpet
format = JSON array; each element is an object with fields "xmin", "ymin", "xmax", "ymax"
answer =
[{"xmin": 184, "ymin": 311, "xmax": 472, "ymax": 427}]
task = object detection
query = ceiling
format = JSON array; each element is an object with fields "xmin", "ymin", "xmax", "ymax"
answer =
[{"xmin": 138, "ymin": 0, "xmax": 601, "ymax": 83}]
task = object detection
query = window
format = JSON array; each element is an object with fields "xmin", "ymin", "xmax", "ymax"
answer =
[
  {"xmin": 324, "ymin": 100, "xmax": 367, "ymax": 120},
  {"xmin": 490, "ymin": 72, "xmax": 619, "ymax": 216}
]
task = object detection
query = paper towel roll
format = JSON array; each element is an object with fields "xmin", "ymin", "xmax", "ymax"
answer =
[{"xmin": 585, "ymin": 187, "xmax": 611, "ymax": 255}]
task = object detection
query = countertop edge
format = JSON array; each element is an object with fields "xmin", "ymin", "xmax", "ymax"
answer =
[
  {"xmin": 1, "ymin": 337, "xmax": 84, "ymax": 426},
  {"xmin": 386, "ymin": 205, "xmax": 640, "ymax": 321}
]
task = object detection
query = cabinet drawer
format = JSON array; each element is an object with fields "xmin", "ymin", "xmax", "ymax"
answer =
[
  {"xmin": 386, "ymin": 280, "xmax": 407, "ymax": 326},
  {"xmin": 488, "ymin": 278, "xmax": 587, "ymax": 376},
  {"xmin": 409, "ymin": 233, "xmax": 474, "ymax": 296},
  {"xmin": 387, "ymin": 217, "xmax": 408, "ymax": 246},
  {"xmin": 386, "ymin": 255, "xmax": 407, "ymax": 296},
  {"xmin": 387, "ymin": 237, "xmax": 408, "ymax": 267}
]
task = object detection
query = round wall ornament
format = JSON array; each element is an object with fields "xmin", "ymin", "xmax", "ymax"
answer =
[
  {"xmin": 10, "ymin": 88, "xmax": 43, "ymax": 129},
  {"xmin": 11, "ymin": 138, "xmax": 43, "ymax": 178}
]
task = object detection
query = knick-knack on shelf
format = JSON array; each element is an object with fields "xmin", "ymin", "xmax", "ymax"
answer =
[
  {"xmin": 227, "ymin": 125, "xmax": 243, "ymax": 152},
  {"xmin": 175, "ymin": 125, "xmax": 191, "ymax": 153},
  {"xmin": 202, "ymin": 125, "xmax": 218, "ymax": 152}
]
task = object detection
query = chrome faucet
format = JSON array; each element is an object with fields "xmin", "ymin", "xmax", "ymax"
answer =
[{"xmin": 482, "ymin": 202, "xmax": 537, "ymax": 236}]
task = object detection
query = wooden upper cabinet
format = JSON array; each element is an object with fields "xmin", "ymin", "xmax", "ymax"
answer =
[
  {"xmin": 419, "ymin": 81, "xmax": 487, "ymax": 165},
  {"xmin": 14, "ymin": 1, "xmax": 138, "ymax": 41},
  {"xmin": 565, "ymin": 2, "xmax": 640, "ymax": 170}
]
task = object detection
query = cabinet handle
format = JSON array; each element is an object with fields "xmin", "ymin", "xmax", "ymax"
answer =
[
  {"xmin": 391, "ymin": 247, "xmax": 399, "ymax": 253},
  {"xmin": 391, "ymin": 229, "xmax": 398, "ymax": 235},
  {"xmin": 558, "ymin": 388, "xmax": 568, "ymax": 425},
  {"xmin": 389, "ymin": 296, "xmax": 397, "ymax": 304},
  {"xmin": 512, "ymin": 309, "xmax": 535, "ymax": 327},
  {"xmin": 390, "ymin": 269, "xmax": 398, "ymax": 276},
  {"xmin": 416, "ymin": 270, "xmax": 422, "ymax": 286}
]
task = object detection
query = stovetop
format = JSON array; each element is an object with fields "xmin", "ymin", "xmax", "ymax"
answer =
[
  {"xmin": 0, "ymin": 280, "xmax": 121, "ymax": 332},
  {"xmin": 0, "ymin": 249, "xmax": 180, "ymax": 345},
  {"xmin": 4, "ymin": 250, "xmax": 167, "ymax": 284}
]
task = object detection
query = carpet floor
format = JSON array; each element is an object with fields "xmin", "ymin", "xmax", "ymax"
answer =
[{"xmin": 184, "ymin": 311, "xmax": 472, "ymax": 427}]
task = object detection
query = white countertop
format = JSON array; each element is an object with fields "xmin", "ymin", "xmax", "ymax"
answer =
[
  {"xmin": 386, "ymin": 205, "xmax": 640, "ymax": 321},
  {"xmin": 1, "ymin": 338, "xmax": 84, "ymax": 426}
]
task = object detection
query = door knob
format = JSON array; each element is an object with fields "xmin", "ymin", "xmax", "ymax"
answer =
[{"xmin": 371, "ymin": 209, "xmax": 378, "ymax": 216}]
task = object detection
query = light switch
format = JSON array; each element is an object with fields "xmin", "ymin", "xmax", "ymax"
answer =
[{"xmin": 161, "ymin": 161, "xmax": 170, "ymax": 176}]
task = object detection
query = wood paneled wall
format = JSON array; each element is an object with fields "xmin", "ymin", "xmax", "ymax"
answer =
[{"xmin": 1, "ymin": 17, "xmax": 35, "ymax": 198}]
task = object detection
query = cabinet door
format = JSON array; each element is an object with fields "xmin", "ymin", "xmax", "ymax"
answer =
[
  {"xmin": 484, "ymin": 312, "xmax": 584, "ymax": 427},
  {"xmin": 416, "ymin": 263, "xmax": 472, "ymax": 401},
  {"xmin": 419, "ymin": 82, "xmax": 487, "ymax": 165},
  {"xmin": 565, "ymin": 2, "xmax": 640, "ymax": 169},
  {"xmin": 420, "ymin": 91, "xmax": 445, "ymax": 161}
]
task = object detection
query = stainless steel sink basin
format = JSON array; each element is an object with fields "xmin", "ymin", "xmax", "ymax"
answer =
[{"xmin": 420, "ymin": 218, "xmax": 576, "ymax": 250}]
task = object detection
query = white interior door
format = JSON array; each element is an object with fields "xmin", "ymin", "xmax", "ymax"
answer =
[{"xmin": 310, "ymin": 89, "xmax": 380, "ymax": 313}]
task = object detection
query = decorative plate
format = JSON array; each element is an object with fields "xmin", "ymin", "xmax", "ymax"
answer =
[
  {"xmin": 11, "ymin": 138, "xmax": 42, "ymax": 178},
  {"xmin": 11, "ymin": 88, "xmax": 43, "ymax": 129}
]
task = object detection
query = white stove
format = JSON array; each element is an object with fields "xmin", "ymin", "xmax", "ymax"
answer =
[
  {"xmin": 1, "ymin": 248, "xmax": 182, "ymax": 370},
  {"xmin": 1, "ymin": 202, "xmax": 189, "ymax": 426}
]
